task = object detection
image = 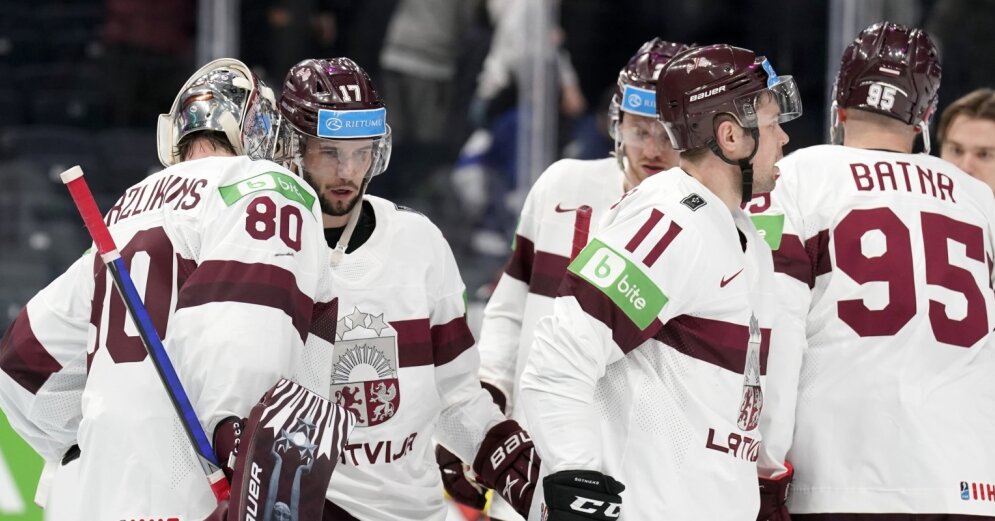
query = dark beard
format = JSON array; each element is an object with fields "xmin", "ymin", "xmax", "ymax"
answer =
[{"xmin": 303, "ymin": 168, "xmax": 362, "ymax": 217}]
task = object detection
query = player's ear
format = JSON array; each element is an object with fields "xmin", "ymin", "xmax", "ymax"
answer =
[{"xmin": 714, "ymin": 116, "xmax": 742, "ymax": 157}]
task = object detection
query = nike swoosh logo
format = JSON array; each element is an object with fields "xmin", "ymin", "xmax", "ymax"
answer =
[
  {"xmin": 554, "ymin": 203, "xmax": 577, "ymax": 213},
  {"xmin": 720, "ymin": 268, "xmax": 744, "ymax": 287}
]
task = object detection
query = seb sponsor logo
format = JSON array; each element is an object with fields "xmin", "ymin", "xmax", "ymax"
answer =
[
  {"xmin": 569, "ymin": 239, "xmax": 667, "ymax": 330},
  {"xmin": 961, "ymin": 481, "xmax": 995, "ymax": 502}
]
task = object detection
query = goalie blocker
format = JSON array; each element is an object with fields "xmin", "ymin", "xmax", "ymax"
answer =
[{"xmin": 207, "ymin": 379, "xmax": 357, "ymax": 521}]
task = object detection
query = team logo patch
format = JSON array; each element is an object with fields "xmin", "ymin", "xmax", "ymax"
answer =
[
  {"xmin": 737, "ymin": 314, "xmax": 764, "ymax": 432},
  {"xmin": 680, "ymin": 193, "xmax": 706, "ymax": 211},
  {"xmin": 331, "ymin": 306, "xmax": 400, "ymax": 427},
  {"xmin": 568, "ymin": 239, "xmax": 667, "ymax": 330}
]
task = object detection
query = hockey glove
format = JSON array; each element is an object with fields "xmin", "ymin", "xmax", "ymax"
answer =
[
  {"xmin": 542, "ymin": 470, "xmax": 624, "ymax": 521},
  {"xmin": 757, "ymin": 461, "xmax": 793, "ymax": 521},
  {"xmin": 472, "ymin": 419, "xmax": 540, "ymax": 517},
  {"xmin": 212, "ymin": 416, "xmax": 245, "ymax": 482},
  {"xmin": 437, "ymin": 444, "xmax": 487, "ymax": 510}
]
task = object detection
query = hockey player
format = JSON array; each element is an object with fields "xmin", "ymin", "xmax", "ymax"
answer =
[
  {"xmin": 466, "ymin": 37, "xmax": 689, "ymax": 521},
  {"xmin": 938, "ymin": 88, "xmax": 995, "ymax": 191},
  {"xmin": 519, "ymin": 44, "xmax": 802, "ymax": 520},
  {"xmin": 276, "ymin": 57, "xmax": 540, "ymax": 520},
  {"xmin": 0, "ymin": 59, "xmax": 338, "ymax": 520},
  {"xmin": 762, "ymin": 22, "xmax": 995, "ymax": 519}
]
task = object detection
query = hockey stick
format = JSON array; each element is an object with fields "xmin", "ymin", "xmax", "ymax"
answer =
[{"xmin": 59, "ymin": 165, "xmax": 230, "ymax": 504}]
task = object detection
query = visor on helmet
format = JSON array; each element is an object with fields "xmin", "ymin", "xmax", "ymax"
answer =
[
  {"xmin": 731, "ymin": 75, "xmax": 803, "ymax": 128},
  {"xmin": 618, "ymin": 116, "xmax": 670, "ymax": 149}
]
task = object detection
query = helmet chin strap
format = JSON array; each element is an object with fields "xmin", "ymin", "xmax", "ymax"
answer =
[
  {"xmin": 706, "ymin": 127, "xmax": 760, "ymax": 205},
  {"xmin": 329, "ymin": 176, "xmax": 371, "ymax": 267}
]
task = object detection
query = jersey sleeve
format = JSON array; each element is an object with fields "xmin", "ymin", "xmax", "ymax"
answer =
[
  {"xmin": 166, "ymin": 163, "xmax": 328, "ymax": 437},
  {"xmin": 520, "ymin": 203, "xmax": 704, "ymax": 474},
  {"xmin": 476, "ymin": 177, "xmax": 542, "ymax": 407},
  {"xmin": 0, "ymin": 253, "xmax": 93, "ymax": 461},
  {"xmin": 428, "ymin": 229, "xmax": 505, "ymax": 464},
  {"xmin": 755, "ymin": 156, "xmax": 811, "ymax": 477}
]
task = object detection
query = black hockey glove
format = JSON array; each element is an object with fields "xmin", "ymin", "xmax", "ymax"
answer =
[
  {"xmin": 757, "ymin": 461, "xmax": 793, "ymax": 521},
  {"xmin": 543, "ymin": 470, "xmax": 625, "ymax": 521}
]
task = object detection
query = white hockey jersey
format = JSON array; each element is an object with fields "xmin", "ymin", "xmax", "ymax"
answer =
[
  {"xmin": 764, "ymin": 144, "xmax": 995, "ymax": 516},
  {"xmin": 0, "ymin": 156, "xmax": 332, "ymax": 520},
  {"xmin": 478, "ymin": 157, "xmax": 624, "ymax": 420},
  {"xmin": 520, "ymin": 168, "xmax": 786, "ymax": 521},
  {"xmin": 308, "ymin": 196, "xmax": 505, "ymax": 521}
]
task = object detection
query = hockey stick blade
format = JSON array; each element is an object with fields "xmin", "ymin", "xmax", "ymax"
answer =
[{"xmin": 60, "ymin": 165, "xmax": 230, "ymax": 503}]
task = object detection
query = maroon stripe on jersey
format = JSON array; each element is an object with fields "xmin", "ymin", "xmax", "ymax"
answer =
[
  {"xmin": 0, "ymin": 310, "xmax": 63, "ymax": 394},
  {"xmin": 529, "ymin": 251, "xmax": 571, "ymax": 298},
  {"xmin": 391, "ymin": 318, "xmax": 434, "ymax": 367},
  {"xmin": 560, "ymin": 272, "xmax": 772, "ymax": 372},
  {"xmin": 558, "ymin": 271, "xmax": 660, "ymax": 353},
  {"xmin": 791, "ymin": 514, "xmax": 995, "ymax": 521},
  {"xmin": 176, "ymin": 260, "xmax": 313, "ymax": 341},
  {"xmin": 431, "ymin": 316, "xmax": 475, "ymax": 366},
  {"xmin": 504, "ymin": 235, "xmax": 535, "ymax": 284},
  {"xmin": 309, "ymin": 298, "xmax": 339, "ymax": 344},
  {"xmin": 654, "ymin": 315, "xmax": 771, "ymax": 375},
  {"xmin": 773, "ymin": 233, "xmax": 812, "ymax": 286},
  {"xmin": 773, "ymin": 230, "xmax": 831, "ymax": 288},
  {"xmin": 810, "ymin": 229, "xmax": 832, "ymax": 279}
]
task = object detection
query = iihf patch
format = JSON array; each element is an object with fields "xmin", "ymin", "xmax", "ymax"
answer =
[{"xmin": 681, "ymin": 193, "xmax": 706, "ymax": 211}]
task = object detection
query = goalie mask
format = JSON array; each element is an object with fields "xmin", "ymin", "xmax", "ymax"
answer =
[
  {"xmin": 157, "ymin": 58, "xmax": 287, "ymax": 167},
  {"xmin": 831, "ymin": 21, "xmax": 942, "ymax": 151},
  {"xmin": 608, "ymin": 38, "xmax": 691, "ymax": 173}
]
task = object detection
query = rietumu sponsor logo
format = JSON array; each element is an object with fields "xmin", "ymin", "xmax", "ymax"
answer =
[{"xmin": 569, "ymin": 239, "xmax": 667, "ymax": 330}]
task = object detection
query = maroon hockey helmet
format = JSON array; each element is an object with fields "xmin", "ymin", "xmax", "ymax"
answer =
[
  {"xmin": 608, "ymin": 38, "xmax": 692, "ymax": 138},
  {"xmin": 278, "ymin": 57, "xmax": 391, "ymax": 178},
  {"xmin": 655, "ymin": 44, "xmax": 802, "ymax": 152},
  {"xmin": 832, "ymin": 22, "xmax": 941, "ymax": 147}
]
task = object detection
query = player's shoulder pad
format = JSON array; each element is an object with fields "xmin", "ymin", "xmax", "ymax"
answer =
[{"xmin": 216, "ymin": 158, "xmax": 319, "ymax": 214}]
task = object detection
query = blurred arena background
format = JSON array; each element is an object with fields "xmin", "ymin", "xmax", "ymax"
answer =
[{"xmin": 0, "ymin": 1, "xmax": 994, "ymax": 519}]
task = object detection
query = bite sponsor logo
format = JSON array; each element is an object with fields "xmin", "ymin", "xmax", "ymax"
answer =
[
  {"xmin": 569, "ymin": 239, "xmax": 667, "ymax": 330},
  {"xmin": 961, "ymin": 481, "xmax": 995, "ymax": 502}
]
